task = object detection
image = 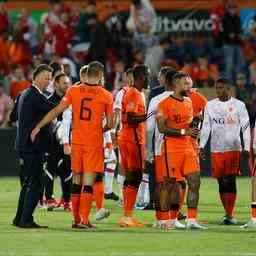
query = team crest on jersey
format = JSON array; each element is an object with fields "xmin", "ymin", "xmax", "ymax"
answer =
[
  {"xmin": 226, "ymin": 116, "xmax": 237, "ymax": 124},
  {"xmin": 128, "ymin": 102, "xmax": 136, "ymax": 110},
  {"xmin": 228, "ymin": 107, "xmax": 234, "ymax": 112}
]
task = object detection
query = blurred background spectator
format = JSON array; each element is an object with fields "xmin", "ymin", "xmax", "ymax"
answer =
[
  {"xmin": 222, "ymin": 2, "xmax": 245, "ymax": 83},
  {"xmin": 0, "ymin": 0, "xmax": 256, "ymax": 126},
  {"xmin": 0, "ymin": 83, "xmax": 13, "ymax": 127}
]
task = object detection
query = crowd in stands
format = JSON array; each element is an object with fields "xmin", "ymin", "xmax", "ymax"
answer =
[{"xmin": 0, "ymin": 0, "xmax": 256, "ymax": 125}]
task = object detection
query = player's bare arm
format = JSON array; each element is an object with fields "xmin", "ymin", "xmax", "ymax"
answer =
[
  {"xmin": 127, "ymin": 112, "xmax": 147, "ymax": 125},
  {"xmin": 31, "ymin": 103, "xmax": 67, "ymax": 142},
  {"xmin": 103, "ymin": 115, "xmax": 114, "ymax": 132},
  {"xmin": 157, "ymin": 115, "xmax": 199, "ymax": 137}
]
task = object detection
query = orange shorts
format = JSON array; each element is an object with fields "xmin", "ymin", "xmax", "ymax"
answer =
[
  {"xmin": 162, "ymin": 146, "xmax": 200, "ymax": 180},
  {"xmin": 211, "ymin": 151, "xmax": 241, "ymax": 178},
  {"xmin": 119, "ymin": 141, "xmax": 145, "ymax": 171},
  {"xmin": 71, "ymin": 144, "xmax": 104, "ymax": 173},
  {"xmin": 191, "ymin": 138, "xmax": 199, "ymax": 155}
]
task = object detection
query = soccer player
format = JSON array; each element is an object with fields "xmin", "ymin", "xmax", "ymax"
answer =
[
  {"xmin": 44, "ymin": 73, "xmax": 72, "ymax": 212},
  {"xmin": 112, "ymin": 68, "xmax": 134, "ymax": 204},
  {"xmin": 118, "ymin": 65, "xmax": 150, "ymax": 227},
  {"xmin": 147, "ymin": 69, "xmax": 187, "ymax": 229},
  {"xmin": 200, "ymin": 77, "xmax": 250, "ymax": 225},
  {"xmin": 156, "ymin": 72, "xmax": 206, "ymax": 230},
  {"xmin": 241, "ymin": 120, "xmax": 256, "ymax": 228},
  {"xmin": 57, "ymin": 64, "xmax": 111, "ymax": 222},
  {"xmin": 31, "ymin": 61, "xmax": 113, "ymax": 229}
]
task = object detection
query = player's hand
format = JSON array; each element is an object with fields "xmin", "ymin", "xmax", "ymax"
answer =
[
  {"xmin": 63, "ymin": 143, "xmax": 71, "ymax": 155},
  {"xmin": 199, "ymin": 148, "xmax": 206, "ymax": 160},
  {"xmin": 111, "ymin": 132, "xmax": 118, "ymax": 149},
  {"xmin": 186, "ymin": 128, "xmax": 199, "ymax": 138},
  {"xmin": 31, "ymin": 127, "xmax": 40, "ymax": 142}
]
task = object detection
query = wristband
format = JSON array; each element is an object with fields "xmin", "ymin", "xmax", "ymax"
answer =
[{"xmin": 181, "ymin": 129, "xmax": 186, "ymax": 135}]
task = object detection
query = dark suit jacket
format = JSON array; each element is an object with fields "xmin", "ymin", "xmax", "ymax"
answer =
[
  {"xmin": 148, "ymin": 85, "xmax": 165, "ymax": 105},
  {"xmin": 16, "ymin": 86, "xmax": 55, "ymax": 155}
]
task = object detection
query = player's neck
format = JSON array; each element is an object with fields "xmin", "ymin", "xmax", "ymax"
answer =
[
  {"xmin": 86, "ymin": 78, "xmax": 99, "ymax": 85},
  {"xmin": 172, "ymin": 92, "xmax": 184, "ymax": 100},
  {"xmin": 133, "ymin": 84, "xmax": 142, "ymax": 92},
  {"xmin": 219, "ymin": 96, "xmax": 231, "ymax": 102},
  {"xmin": 55, "ymin": 88, "xmax": 63, "ymax": 97}
]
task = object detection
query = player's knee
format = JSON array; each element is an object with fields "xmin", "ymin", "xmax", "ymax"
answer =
[
  {"xmin": 95, "ymin": 173, "xmax": 103, "ymax": 183},
  {"xmin": 187, "ymin": 173, "xmax": 200, "ymax": 191},
  {"xmin": 179, "ymin": 180, "xmax": 186, "ymax": 190},
  {"xmin": 72, "ymin": 183, "xmax": 82, "ymax": 194},
  {"xmin": 83, "ymin": 185, "xmax": 93, "ymax": 194}
]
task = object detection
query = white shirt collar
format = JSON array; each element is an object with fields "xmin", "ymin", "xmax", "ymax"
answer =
[{"xmin": 32, "ymin": 83, "xmax": 44, "ymax": 95}]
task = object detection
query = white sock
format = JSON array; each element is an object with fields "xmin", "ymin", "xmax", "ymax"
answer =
[
  {"xmin": 117, "ymin": 174, "xmax": 125, "ymax": 199},
  {"xmin": 104, "ymin": 168, "xmax": 115, "ymax": 194},
  {"xmin": 136, "ymin": 174, "xmax": 149, "ymax": 204}
]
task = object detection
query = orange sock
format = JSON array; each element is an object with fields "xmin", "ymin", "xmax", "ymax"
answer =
[
  {"xmin": 220, "ymin": 193, "xmax": 236, "ymax": 217},
  {"xmin": 93, "ymin": 181, "xmax": 104, "ymax": 211},
  {"xmin": 71, "ymin": 194, "xmax": 81, "ymax": 224},
  {"xmin": 170, "ymin": 204, "xmax": 179, "ymax": 220},
  {"xmin": 161, "ymin": 211, "xmax": 170, "ymax": 220},
  {"xmin": 79, "ymin": 189, "xmax": 93, "ymax": 224},
  {"xmin": 155, "ymin": 210, "xmax": 162, "ymax": 221},
  {"xmin": 251, "ymin": 204, "xmax": 256, "ymax": 218},
  {"xmin": 71, "ymin": 184, "xmax": 82, "ymax": 224},
  {"xmin": 170, "ymin": 210, "xmax": 178, "ymax": 220},
  {"xmin": 187, "ymin": 208, "xmax": 197, "ymax": 219},
  {"xmin": 124, "ymin": 185, "xmax": 138, "ymax": 217},
  {"xmin": 155, "ymin": 210, "xmax": 169, "ymax": 221}
]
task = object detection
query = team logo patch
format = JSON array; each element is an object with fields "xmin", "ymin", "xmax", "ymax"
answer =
[{"xmin": 128, "ymin": 102, "xmax": 136, "ymax": 110}]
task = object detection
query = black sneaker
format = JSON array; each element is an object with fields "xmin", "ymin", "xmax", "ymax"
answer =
[
  {"xmin": 104, "ymin": 192, "xmax": 119, "ymax": 201},
  {"xmin": 178, "ymin": 212, "xmax": 186, "ymax": 220},
  {"xmin": 18, "ymin": 222, "xmax": 48, "ymax": 229},
  {"xmin": 12, "ymin": 219, "xmax": 20, "ymax": 227},
  {"xmin": 221, "ymin": 215, "xmax": 238, "ymax": 225},
  {"xmin": 142, "ymin": 202, "xmax": 154, "ymax": 210}
]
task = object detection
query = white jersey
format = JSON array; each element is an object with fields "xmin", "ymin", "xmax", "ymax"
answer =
[
  {"xmin": 114, "ymin": 88, "xmax": 126, "ymax": 110},
  {"xmin": 57, "ymin": 106, "xmax": 72, "ymax": 144},
  {"xmin": 147, "ymin": 91, "xmax": 173, "ymax": 159},
  {"xmin": 200, "ymin": 97, "xmax": 250, "ymax": 153}
]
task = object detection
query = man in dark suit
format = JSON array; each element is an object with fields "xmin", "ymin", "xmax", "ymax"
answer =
[
  {"xmin": 13, "ymin": 64, "xmax": 54, "ymax": 228},
  {"xmin": 148, "ymin": 66, "xmax": 172, "ymax": 104}
]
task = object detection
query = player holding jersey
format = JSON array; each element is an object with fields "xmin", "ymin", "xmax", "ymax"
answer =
[
  {"xmin": 200, "ymin": 77, "xmax": 250, "ymax": 225},
  {"xmin": 147, "ymin": 69, "xmax": 187, "ymax": 229},
  {"xmin": 157, "ymin": 72, "xmax": 206, "ymax": 230}
]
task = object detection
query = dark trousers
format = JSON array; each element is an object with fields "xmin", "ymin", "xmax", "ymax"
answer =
[
  {"xmin": 45, "ymin": 151, "xmax": 72, "ymax": 202},
  {"xmin": 14, "ymin": 152, "xmax": 44, "ymax": 224},
  {"xmin": 148, "ymin": 161, "xmax": 155, "ymax": 205}
]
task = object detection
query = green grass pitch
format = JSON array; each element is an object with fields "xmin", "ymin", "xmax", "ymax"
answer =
[{"xmin": 0, "ymin": 177, "xmax": 256, "ymax": 256}]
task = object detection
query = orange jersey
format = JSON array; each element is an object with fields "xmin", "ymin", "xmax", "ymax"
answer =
[
  {"xmin": 187, "ymin": 89, "xmax": 207, "ymax": 117},
  {"xmin": 157, "ymin": 95, "xmax": 193, "ymax": 152},
  {"xmin": 119, "ymin": 87, "xmax": 146, "ymax": 145},
  {"xmin": 61, "ymin": 83, "xmax": 113, "ymax": 147}
]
